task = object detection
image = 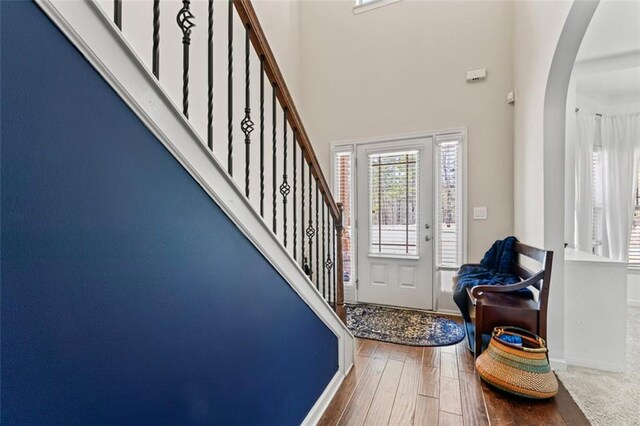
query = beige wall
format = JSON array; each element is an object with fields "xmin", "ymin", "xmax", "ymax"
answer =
[
  {"xmin": 298, "ymin": 0, "xmax": 515, "ymax": 261},
  {"xmin": 513, "ymin": 0, "xmax": 600, "ymax": 365},
  {"xmin": 253, "ymin": 0, "xmax": 301, "ymax": 101},
  {"xmin": 512, "ymin": 1, "xmax": 573, "ymax": 248},
  {"xmin": 512, "ymin": 0, "xmax": 573, "ymax": 364}
]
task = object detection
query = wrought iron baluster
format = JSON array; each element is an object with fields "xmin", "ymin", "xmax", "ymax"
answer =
[
  {"xmin": 305, "ymin": 167, "xmax": 315, "ymax": 279},
  {"xmin": 272, "ymin": 87, "xmax": 277, "ymax": 234},
  {"xmin": 152, "ymin": 0, "xmax": 159, "ymax": 78},
  {"xmin": 177, "ymin": 0, "xmax": 195, "ymax": 118},
  {"xmin": 301, "ymin": 156, "xmax": 306, "ymax": 269},
  {"xmin": 242, "ymin": 27, "xmax": 254, "ymax": 198},
  {"xmin": 207, "ymin": 0, "xmax": 213, "ymax": 148},
  {"xmin": 293, "ymin": 133, "xmax": 297, "ymax": 261},
  {"xmin": 259, "ymin": 56, "xmax": 265, "ymax": 217},
  {"xmin": 322, "ymin": 199, "xmax": 326, "ymax": 300},
  {"xmin": 227, "ymin": 0, "xmax": 233, "ymax": 175},
  {"xmin": 280, "ymin": 110, "xmax": 290, "ymax": 248},
  {"xmin": 315, "ymin": 183, "xmax": 320, "ymax": 289},
  {"xmin": 331, "ymin": 215, "xmax": 336, "ymax": 305},
  {"xmin": 114, "ymin": 0, "xmax": 122, "ymax": 29}
]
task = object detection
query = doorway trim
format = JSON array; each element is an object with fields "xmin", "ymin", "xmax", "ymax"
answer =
[
  {"xmin": 331, "ymin": 128, "xmax": 468, "ymax": 313},
  {"xmin": 543, "ymin": 0, "xmax": 599, "ymax": 368}
]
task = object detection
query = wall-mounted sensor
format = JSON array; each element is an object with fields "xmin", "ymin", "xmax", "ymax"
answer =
[
  {"xmin": 507, "ymin": 91, "xmax": 516, "ymax": 104},
  {"xmin": 466, "ymin": 68, "xmax": 487, "ymax": 83}
]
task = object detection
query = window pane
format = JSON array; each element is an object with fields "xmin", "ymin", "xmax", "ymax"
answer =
[
  {"xmin": 437, "ymin": 140, "xmax": 462, "ymax": 269},
  {"xmin": 592, "ymin": 148, "xmax": 604, "ymax": 256},
  {"xmin": 629, "ymin": 169, "xmax": 640, "ymax": 266},
  {"xmin": 368, "ymin": 151, "xmax": 419, "ymax": 255},
  {"xmin": 335, "ymin": 152, "xmax": 353, "ymax": 283}
]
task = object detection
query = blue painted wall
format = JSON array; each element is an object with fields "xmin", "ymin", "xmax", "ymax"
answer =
[{"xmin": 0, "ymin": 2, "xmax": 338, "ymax": 424}]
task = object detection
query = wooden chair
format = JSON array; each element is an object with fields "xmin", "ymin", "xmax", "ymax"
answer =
[{"xmin": 465, "ymin": 243, "xmax": 554, "ymax": 358}]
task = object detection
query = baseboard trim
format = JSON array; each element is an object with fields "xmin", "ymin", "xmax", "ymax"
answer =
[
  {"xmin": 301, "ymin": 370, "xmax": 346, "ymax": 426},
  {"xmin": 565, "ymin": 356, "xmax": 624, "ymax": 373},
  {"xmin": 550, "ymin": 358, "xmax": 568, "ymax": 371}
]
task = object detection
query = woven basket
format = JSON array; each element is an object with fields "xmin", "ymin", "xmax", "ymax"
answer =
[{"xmin": 475, "ymin": 326, "xmax": 558, "ymax": 399}]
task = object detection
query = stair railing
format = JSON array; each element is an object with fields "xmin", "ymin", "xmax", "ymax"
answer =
[{"xmin": 110, "ymin": 0, "xmax": 346, "ymax": 322}]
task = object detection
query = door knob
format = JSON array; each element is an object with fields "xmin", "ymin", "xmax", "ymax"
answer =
[
  {"xmin": 425, "ymin": 224, "xmax": 430, "ymax": 229},
  {"xmin": 425, "ymin": 235, "xmax": 431, "ymax": 242}
]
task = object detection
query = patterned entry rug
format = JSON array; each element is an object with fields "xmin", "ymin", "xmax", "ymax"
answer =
[{"xmin": 346, "ymin": 303, "xmax": 465, "ymax": 347}]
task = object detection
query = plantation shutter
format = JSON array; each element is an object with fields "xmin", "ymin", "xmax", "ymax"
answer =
[
  {"xmin": 436, "ymin": 135, "xmax": 463, "ymax": 269},
  {"xmin": 334, "ymin": 151, "xmax": 353, "ymax": 282},
  {"xmin": 592, "ymin": 147, "xmax": 604, "ymax": 255},
  {"xmin": 629, "ymin": 169, "xmax": 640, "ymax": 267}
]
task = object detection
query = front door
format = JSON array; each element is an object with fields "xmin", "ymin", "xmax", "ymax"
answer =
[{"xmin": 356, "ymin": 139, "xmax": 434, "ymax": 310}]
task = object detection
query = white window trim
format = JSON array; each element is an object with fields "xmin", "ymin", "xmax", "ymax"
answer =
[
  {"xmin": 434, "ymin": 133, "xmax": 467, "ymax": 273},
  {"xmin": 331, "ymin": 128, "xmax": 468, "ymax": 311},
  {"xmin": 331, "ymin": 147, "xmax": 357, "ymax": 293},
  {"xmin": 353, "ymin": 0, "xmax": 402, "ymax": 15}
]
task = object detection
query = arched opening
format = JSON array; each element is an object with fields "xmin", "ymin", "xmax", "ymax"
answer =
[{"xmin": 546, "ymin": 0, "xmax": 639, "ymax": 423}]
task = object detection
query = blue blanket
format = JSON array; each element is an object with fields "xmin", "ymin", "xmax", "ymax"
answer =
[{"xmin": 453, "ymin": 236, "xmax": 533, "ymax": 322}]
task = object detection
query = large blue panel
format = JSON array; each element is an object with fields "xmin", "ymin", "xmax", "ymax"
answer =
[{"xmin": 0, "ymin": 2, "xmax": 338, "ymax": 424}]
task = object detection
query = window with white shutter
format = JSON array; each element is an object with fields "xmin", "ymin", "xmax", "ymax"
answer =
[
  {"xmin": 334, "ymin": 151, "xmax": 353, "ymax": 283},
  {"xmin": 436, "ymin": 136, "xmax": 464, "ymax": 272},
  {"xmin": 629, "ymin": 170, "xmax": 640, "ymax": 267},
  {"xmin": 592, "ymin": 147, "xmax": 604, "ymax": 256}
]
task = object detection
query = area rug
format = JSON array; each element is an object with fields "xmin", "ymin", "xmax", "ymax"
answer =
[
  {"xmin": 556, "ymin": 307, "xmax": 640, "ymax": 426},
  {"xmin": 346, "ymin": 303, "xmax": 465, "ymax": 347}
]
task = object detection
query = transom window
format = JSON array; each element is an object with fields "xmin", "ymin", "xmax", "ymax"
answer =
[{"xmin": 368, "ymin": 151, "xmax": 419, "ymax": 255}]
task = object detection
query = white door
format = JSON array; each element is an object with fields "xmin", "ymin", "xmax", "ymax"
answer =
[{"xmin": 356, "ymin": 139, "xmax": 434, "ymax": 310}]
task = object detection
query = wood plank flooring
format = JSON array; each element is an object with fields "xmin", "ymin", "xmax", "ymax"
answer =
[{"xmin": 320, "ymin": 338, "xmax": 589, "ymax": 426}]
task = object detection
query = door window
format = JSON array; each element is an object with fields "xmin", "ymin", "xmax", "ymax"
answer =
[{"xmin": 368, "ymin": 151, "xmax": 419, "ymax": 256}]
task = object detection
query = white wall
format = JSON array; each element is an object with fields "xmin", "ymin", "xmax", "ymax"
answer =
[
  {"xmin": 629, "ymin": 273, "xmax": 640, "ymax": 306},
  {"xmin": 93, "ymin": 0, "xmax": 333, "ymax": 285},
  {"xmin": 512, "ymin": 0, "xmax": 575, "ymax": 365},
  {"xmin": 298, "ymin": 0, "xmax": 515, "ymax": 262}
]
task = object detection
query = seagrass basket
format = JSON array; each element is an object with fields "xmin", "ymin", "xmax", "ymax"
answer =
[{"xmin": 475, "ymin": 326, "xmax": 558, "ymax": 399}]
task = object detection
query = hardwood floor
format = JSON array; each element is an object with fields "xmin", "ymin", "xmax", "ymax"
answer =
[{"xmin": 319, "ymin": 338, "xmax": 589, "ymax": 426}]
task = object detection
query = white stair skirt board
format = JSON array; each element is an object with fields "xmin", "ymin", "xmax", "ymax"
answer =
[{"xmin": 35, "ymin": 0, "xmax": 354, "ymax": 418}]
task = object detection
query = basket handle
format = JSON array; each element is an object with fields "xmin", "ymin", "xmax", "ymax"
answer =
[{"xmin": 493, "ymin": 326, "xmax": 547, "ymax": 350}]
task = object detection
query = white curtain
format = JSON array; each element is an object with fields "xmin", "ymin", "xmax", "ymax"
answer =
[
  {"xmin": 574, "ymin": 111, "xmax": 595, "ymax": 252},
  {"xmin": 601, "ymin": 113, "xmax": 640, "ymax": 261}
]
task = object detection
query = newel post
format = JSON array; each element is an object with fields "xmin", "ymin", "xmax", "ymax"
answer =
[{"xmin": 335, "ymin": 202, "xmax": 346, "ymax": 324}]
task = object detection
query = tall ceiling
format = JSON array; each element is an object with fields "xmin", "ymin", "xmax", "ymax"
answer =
[
  {"xmin": 577, "ymin": 0, "xmax": 640, "ymax": 61},
  {"xmin": 574, "ymin": 0, "xmax": 640, "ymax": 103}
]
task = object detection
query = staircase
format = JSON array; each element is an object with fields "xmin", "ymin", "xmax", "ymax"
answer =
[
  {"xmin": 87, "ymin": 0, "xmax": 348, "ymax": 321},
  {"xmin": 1, "ymin": 0, "xmax": 353, "ymax": 423}
]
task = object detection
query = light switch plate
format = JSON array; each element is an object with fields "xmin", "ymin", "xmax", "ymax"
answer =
[{"xmin": 473, "ymin": 207, "xmax": 488, "ymax": 220}]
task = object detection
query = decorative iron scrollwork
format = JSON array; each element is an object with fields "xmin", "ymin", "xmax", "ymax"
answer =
[
  {"xmin": 306, "ymin": 224, "xmax": 315, "ymax": 239},
  {"xmin": 325, "ymin": 256, "xmax": 333, "ymax": 271},
  {"xmin": 177, "ymin": 0, "xmax": 196, "ymax": 44},
  {"xmin": 279, "ymin": 179, "xmax": 291, "ymax": 199},
  {"xmin": 241, "ymin": 109, "xmax": 254, "ymax": 141}
]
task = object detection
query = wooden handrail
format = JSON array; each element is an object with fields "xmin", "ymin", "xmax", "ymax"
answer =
[{"xmin": 232, "ymin": 0, "xmax": 340, "ymax": 222}]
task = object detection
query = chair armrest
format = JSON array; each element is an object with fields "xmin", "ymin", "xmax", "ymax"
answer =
[{"xmin": 471, "ymin": 270, "xmax": 544, "ymax": 299}]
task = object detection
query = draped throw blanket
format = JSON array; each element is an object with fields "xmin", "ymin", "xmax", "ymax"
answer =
[{"xmin": 453, "ymin": 236, "xmax": 532, "ymax": 321}]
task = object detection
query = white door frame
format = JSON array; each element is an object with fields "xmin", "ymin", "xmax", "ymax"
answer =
[{"xmin": 331, "ymin": 128, "xmax": 468, "ymax": 313}]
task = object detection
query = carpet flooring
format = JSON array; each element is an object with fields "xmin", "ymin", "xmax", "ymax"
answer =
[{"xmin": 557, "ymin": 306, "xmax": 640, "ymax": 426}]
